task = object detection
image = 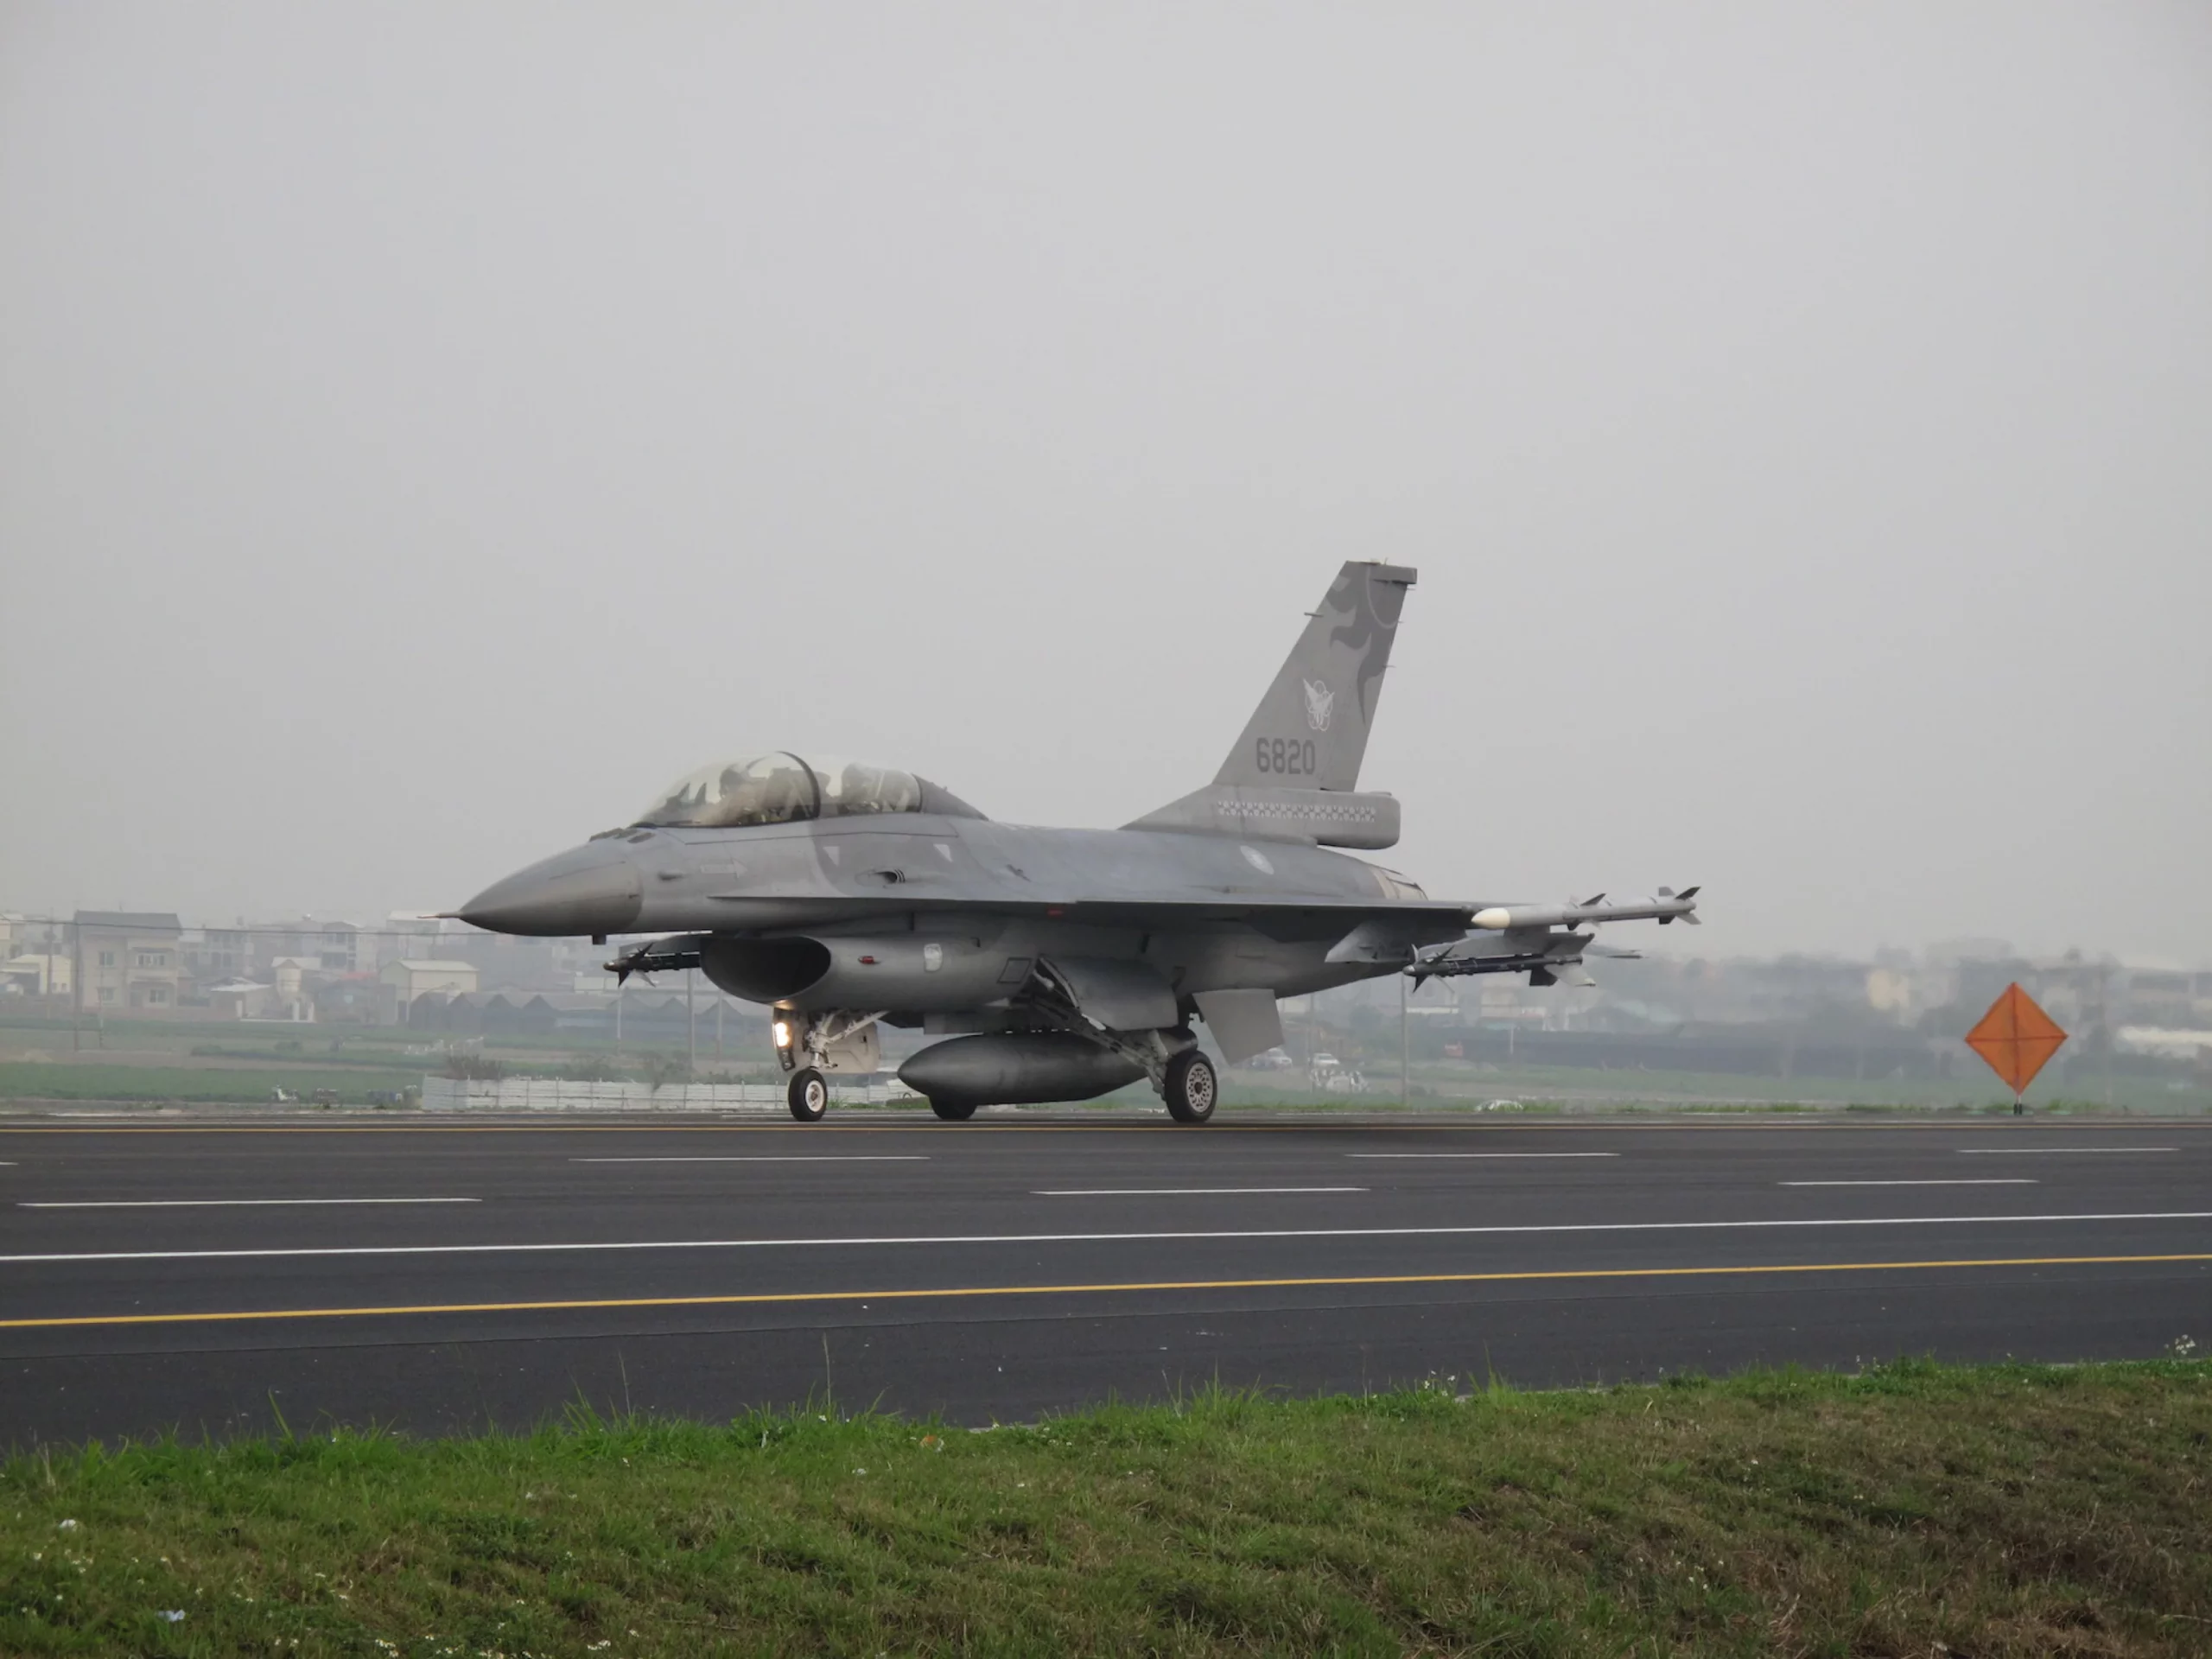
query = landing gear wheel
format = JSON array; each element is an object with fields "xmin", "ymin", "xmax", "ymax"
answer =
[
  {"xmin": 787, "ymin": 1068, "xmax": 829, "ymax": 1122},
  {"xmin": 1163, "ymin": 1050, "xmax": 1217, "ymax": 1124},
  {"xmin": 929, "ymin": 1096, "xmax": 977, "ymax": 1122}
]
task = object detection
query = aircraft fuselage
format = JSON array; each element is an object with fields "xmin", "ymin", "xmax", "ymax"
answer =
[{"xmin": 461, "ymin": 813, "xmax": 1470, "ymax": 1018}]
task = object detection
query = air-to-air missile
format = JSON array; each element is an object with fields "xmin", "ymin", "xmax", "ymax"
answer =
[{"xmin": 1468, "ymin": 887, "xmax": 1701, "ymax": 931}]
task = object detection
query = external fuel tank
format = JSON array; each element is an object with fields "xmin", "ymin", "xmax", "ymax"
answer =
[{"xmin": 897, "ymin": 1033, "xmax": 1146, "ymax": 1109}]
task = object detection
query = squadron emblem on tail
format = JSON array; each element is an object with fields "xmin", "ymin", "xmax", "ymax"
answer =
[{"xmin": 1302, "ymin": 677, "xmax": 1334, "ymax": 732}]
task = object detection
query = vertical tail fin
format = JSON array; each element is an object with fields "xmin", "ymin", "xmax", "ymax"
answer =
[{"xmin": 1214, "ymin": 561, "xmax": 1417, "ymax": 791}]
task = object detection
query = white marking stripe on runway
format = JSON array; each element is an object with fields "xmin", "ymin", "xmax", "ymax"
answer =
[
  {"xmin": 1036, "ymin": 1187, "xmax": 1368, "ymax": 1196},
  {"xmin": 1959, "ymin": 1147, "xmax": 2176, "ymax": 1154},
  {"xmin": 570, "ymin": 1156, "xmax": 930, "ymax": 1164},
  {"xmin": 1336, "ymin": 1159, "xmax": 1618, "ymax": 1167},
  {"xmin": 20, "ymin": 1198, "xmax": 480, "ymax": 1209},
  {"xmin": 2, "ymin": 1211, "xmax": 2206, "ymax": 1266},
  {"xmin": 1782, "ymin": 1179, "xmax": 2037, "ymax": 1187}
]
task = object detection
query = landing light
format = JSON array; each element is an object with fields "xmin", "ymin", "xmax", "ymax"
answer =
[{"xmin": 772, "ymin": 1020, "xmax": 792, "ymax": 1049}]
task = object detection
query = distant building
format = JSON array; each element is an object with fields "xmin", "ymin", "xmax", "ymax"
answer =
[
  {"xmin": 313, "ymin": 972, "xmax": 385, "ymax": 1026},
  {"xmin": 0, "ymin": 915, "xmax": 67, "ymax": 998},
  {"xmin": 73, "ymin": 911, "xmax": 182, "ymax": 1014},
  {"xmin": 2122, "ymin": 969, "xmax": 2209, "ymax": 1030},
  {"xmin": 207, "ymin": 978, "xmax": 276, "ymax": 1020},
  {"xmin": 181, "ymin": 926, "xmax": 251, "ymax": 994},
  {"xmin": 380, "ymin": 958, "xmax": 481, "ymax": 1024},
  {"xmin": 265, "ymin": 957, "xmax": 320, "ymax": 1022},
  {"xmin": 1, "ymin": 952, "xmax": 71, "ymax": 997}
]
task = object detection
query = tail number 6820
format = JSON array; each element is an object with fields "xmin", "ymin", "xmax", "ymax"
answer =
[{"xmin": 1256, "ymin": 737, "xmax": 1316, "ymax": 776}]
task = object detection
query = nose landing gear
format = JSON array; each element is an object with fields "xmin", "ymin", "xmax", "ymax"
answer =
[{"xmin": 775, "ymin": 1008, "xmax": 888, "ymax": 1122}]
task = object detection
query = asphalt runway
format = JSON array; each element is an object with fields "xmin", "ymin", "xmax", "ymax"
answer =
[{"xmin": 3, "ymin": 1114, "xmax": 2207, "ymax": 1444}]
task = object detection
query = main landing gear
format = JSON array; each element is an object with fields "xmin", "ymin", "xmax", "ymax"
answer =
[
  {"xmin": 787, "ymin": 1067, "xmax": 829, "ymax": 1122},
  {"xmin": 1163, "ymin": 1049, "xmax": 1217, "ymax": 1124},
  {"xmin": 927, "ymin": 1096, "xmax": 978, "ymax": 1122}
]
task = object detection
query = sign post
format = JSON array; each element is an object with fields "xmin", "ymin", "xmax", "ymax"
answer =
[{"xmin": 1964, "ymin": 982, "xmax": 2068, "ymax": 1116}]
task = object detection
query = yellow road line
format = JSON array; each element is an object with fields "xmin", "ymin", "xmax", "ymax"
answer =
[
  {"xmin": 4, "ymin": 1252, "xmax": 2205, "ymax": 1332},
  {"xmin": 3, "ymin": 1119, "xmax": 2201, "ymax": 1136},
  {"xmin": 0, "ymin": 1122, "xmax": 1699, "ymax": 1136}
]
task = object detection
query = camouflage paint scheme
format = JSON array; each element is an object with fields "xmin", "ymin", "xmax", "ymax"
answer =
[{"xmin": 455, "ymin": 563, "xmax": 1696, "ymax": 1112}]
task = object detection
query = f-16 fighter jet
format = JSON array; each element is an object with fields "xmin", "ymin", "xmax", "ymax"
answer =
[{"xmin": 454, "ymin": 563, "xmax": 1697, "ymax": 1122}]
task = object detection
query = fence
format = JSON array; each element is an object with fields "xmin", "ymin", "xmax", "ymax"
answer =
[{"xmin": 420, "ymin": 1076, "xmax": 918, "ymax": 1112}]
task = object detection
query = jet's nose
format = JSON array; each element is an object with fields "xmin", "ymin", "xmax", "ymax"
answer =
[{"xmin": 457, "ymin": 842, "xmax": 645, "ymax": 937}]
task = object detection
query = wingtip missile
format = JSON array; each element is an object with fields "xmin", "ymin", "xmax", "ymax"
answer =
[{"xmin": 1471, "ymin": 887, "xmax": 1700, "ymax": 931}]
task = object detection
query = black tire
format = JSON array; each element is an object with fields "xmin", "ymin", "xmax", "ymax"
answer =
[
  {"xmin": 928, "ymin": 1096, "xmax": 978, "ymax": 1122},
  {"xmin": 787, "ymin": 1067, "xmax": 829, "ymax": 1122},
  {"xmin": 1163, "ymin": 1050, "xmax": 1217, "ymax": 1124}
]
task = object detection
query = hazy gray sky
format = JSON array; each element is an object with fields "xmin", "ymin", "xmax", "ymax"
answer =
[{"xmin": 3, "ymin": 3, "xmax": 2208, "ymax": 963}]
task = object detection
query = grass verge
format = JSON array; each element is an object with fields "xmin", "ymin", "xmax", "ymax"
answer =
[
  {"xmin": 0, "ymin": 1062, "xmax": 424, "ymax": 1104},
  {"xmin": 3, "ymin": 1360, "xmax": 2209, "ymax": 1655}
]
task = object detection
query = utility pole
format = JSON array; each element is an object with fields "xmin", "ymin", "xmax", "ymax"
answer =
[{"xmin": 1400, "ymin": 972, "xmax": 1409, "ymax": 1106}]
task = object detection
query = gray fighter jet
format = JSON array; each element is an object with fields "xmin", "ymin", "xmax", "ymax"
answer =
[{"xmin": 454, "ymin": 563, "xmax": 1697, "ymax": 1122}]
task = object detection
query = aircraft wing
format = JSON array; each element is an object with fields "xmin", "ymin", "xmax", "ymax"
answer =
[
  {"xmin": 608, "ymin": 894, "xmax": 1472, "ymax": 981},
  {"xmin": 696, "ymin": 890, "xmax": 1475, "ymax": 941}
]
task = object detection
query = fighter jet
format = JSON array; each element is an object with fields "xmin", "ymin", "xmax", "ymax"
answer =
[{"xmin": 454, "ymin": 563, "xmax": 1697, "ymax": 1122}]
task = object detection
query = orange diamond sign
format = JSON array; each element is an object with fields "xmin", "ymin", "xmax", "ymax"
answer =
[{"xmin": 1964, "ymin": 982, "xmax": 2067, "ymax": 1099}]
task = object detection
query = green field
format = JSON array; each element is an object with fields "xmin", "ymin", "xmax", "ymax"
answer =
[
  {"xmin": 0, "ymin": 1063, "xmax": 423, "ymax": 1105},
  {"xmin": 4, "ymin": 1361, "xmax": 2209, "ymax": 1655}
]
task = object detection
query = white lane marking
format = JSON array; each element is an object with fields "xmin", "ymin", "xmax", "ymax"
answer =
[
  {"xmin": 1958, "ymin": 1147, "xmax": 2176, "ymax": 1154},
  {"xmin": 1035, "ymin": 1187, "xmax": 1369, "ymax": 1196},
  {"xmin": 3, "ymin": 1211, "xmax": 2206, "ymax": 1266},
  {"xmin": 570, "ymin": 1156, "xmax": 931, "ymax": 1164},
  {"xmin": 20, "ymin": 1198, "xmax": 480, "ymax": 1209},
  {"xmin": 1783, "ymin": 1179, "xmax": 2037, "ymax": 1187},
  {"xmin": 1336, "ymin": 1159, "xmax": 1618, "ymax": 1167}
]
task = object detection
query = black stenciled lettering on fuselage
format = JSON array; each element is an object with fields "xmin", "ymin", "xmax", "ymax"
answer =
[{"xmin": 1253, "ymin": 736, "xmax": 1319, "ymax": 775}]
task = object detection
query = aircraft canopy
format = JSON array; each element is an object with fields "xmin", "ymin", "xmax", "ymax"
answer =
[{"xmin": 633, "ymin": 753, "xmax": 981, "ymax": 829}]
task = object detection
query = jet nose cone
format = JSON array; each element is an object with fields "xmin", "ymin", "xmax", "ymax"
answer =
[{"xmin": 458, "ymin": 844, "xmax": 644, "ymax": 937}]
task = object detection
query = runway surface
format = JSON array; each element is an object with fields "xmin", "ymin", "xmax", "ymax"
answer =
[{"xmin": 3, "ymin": 1114, "xmax": 2206, "ymax": 1443}]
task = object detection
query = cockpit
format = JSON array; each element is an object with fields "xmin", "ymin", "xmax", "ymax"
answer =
[{"xmin": 631, "ymin": 753, "xmax": 986, "ymax": 830}]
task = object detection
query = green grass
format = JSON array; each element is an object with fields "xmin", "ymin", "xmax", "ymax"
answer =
[
  {"xmin": 0, "ymin": 1063, "xmax": 423, "ymax": 1104},
  {"xmin": 0, "ymin": 1020, "xmax": 438, "ymax": 1056},
  {"xmin": 4, "ymin": 1361, "xmax": 2209, "ymax": 1655}
]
